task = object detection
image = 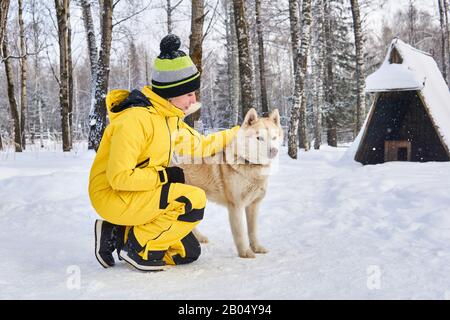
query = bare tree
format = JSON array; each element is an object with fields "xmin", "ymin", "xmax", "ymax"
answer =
[
  {"xmin": 167, "ymin": 0, "xmax": 173, "ymax": 33},
  {"xmin": 255, "ymin": 0, "xmax": 268, "ymax": 115},
  {"xmin": 350, "ymin": 0, "xmax": 366, "ymax": 133},
  {"xmin": 80, "ymin": 0, "xmax": 98, "ymax": 89},
  {"xmin": 67, "ymin": 5, "xmax": 74, "ymax": 145},
  {"xmin": 288, "ymin": 0, "xmax": 300, "ymax": 152},
  {"xmin": 82, "ymin": 0, "xmax": 112, "ymax": 151},
  {"xmin": 406, "ymin": 0, "xmax": 419, "ymax": 46},
  {"xmin": 444, "ymin": 0, "xmax": 450, "ymax": 84},
  {"xmin": 79, "ymin": 0, "xmax": 100, "ymax": 149},
  {"xmin": 313, "ymin": 75, "xmax": 323, "ymax": 150},
  {"xmin": 185, "ymin": 0, "xmax": 205, "ymax": 127},
  {"xmin": 224, "ymin": 0, "xmax": 240, "ymax": 125},
  {"xmin": 0, "ymin": 0, "xmax": 11, "ymax": 150},
  {"xmin": 165, "ymin": 0, "xmax": 183, "ymax": 34},
  {"xmin": 82, "ymin": 0, "xmax": 150, "ymax": 151},
  {"xmin": 30, "ymin": 0, "xmax": 44, "ymax": 148},
  {"xmin": 232, "ymin": 0, "xmax": 254, "ymax": 118},
  {"xmin": 55, "ymin": 0, "xmax": 72, "ymax": 152},
  {"xmin": 2, "ymin": 33, "xmax": 22, "ymax": 152},
  {"xmin": 288, "ymin": 0, "xmax": 312, "ymax": 158},
  {"xmin": 90, "ymin": 0, "xmax": 113, "ymax": 151},
  {"xmin": 0, "ymin": 0, "xmax": 9, "ymax": 49},
  {"xmin": 324, "ymin": 0, "xmax": 337, "ymax": 147},
  {"xmin": 18, "ymin": 0, "xmax": 28, "ymax": 149},
  {"xmin": 438, "ymin": 0, "xmax": 447, "ymax": 82},
  {"xmin": 288, "ymin": 0, "xmax": 299, "ymax": 78},
  {"xmin": 313, "ymin": 0, "xmax": 325, "ymax": 150}
]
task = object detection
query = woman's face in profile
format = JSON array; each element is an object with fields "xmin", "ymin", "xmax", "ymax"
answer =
[{"xmin": 169, "ymin": 92, "xmax": 197, "ymax": 115}]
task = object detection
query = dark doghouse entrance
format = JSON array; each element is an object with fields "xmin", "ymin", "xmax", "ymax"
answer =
[
  {"xmin": 384, "ymin": 140, "xmax": 411, "ymax": 161},
  {"xmin": 398, "ymin": 148, "xmax": 408, "ymax": 161}
]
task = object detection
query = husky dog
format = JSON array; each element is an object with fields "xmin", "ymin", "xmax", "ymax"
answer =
[{"xmin": 177, "ymin": 108, "xmax": 283, "ymax": 258}]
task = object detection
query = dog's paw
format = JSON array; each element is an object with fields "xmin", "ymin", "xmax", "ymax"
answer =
[
  {"xmin": 238, "ymin": 248, "xmax": 256, "ymax": 259},
  {"xmin": 251, "ymin": 244, "xmax": 268, "ymax": 254}
]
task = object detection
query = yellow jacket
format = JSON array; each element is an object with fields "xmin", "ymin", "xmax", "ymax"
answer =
[{"xmin": 88, "ymin": 86, "xmax": 239, "ymax": 224}]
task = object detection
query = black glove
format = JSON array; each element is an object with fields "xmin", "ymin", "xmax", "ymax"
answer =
[{"xmin": 165, "ymin": 166, "xmax": 185, "ymax": 184}]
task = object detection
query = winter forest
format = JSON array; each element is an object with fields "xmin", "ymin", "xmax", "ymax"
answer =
[
  {"xmin": 2, "ymin": 0, "xmax": 450, "ymax": 300},
  {"xmin": 0, "ymin": 0, "xmax": 448, "ymax": 155}
]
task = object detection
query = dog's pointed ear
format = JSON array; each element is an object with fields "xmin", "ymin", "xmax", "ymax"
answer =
[
  {"xmin": 269, "ymin": 109, "xmax": 280, "ymax": 126},
  {"xmin": 243, "ymin": 108, "xmax": 258, "ymax": 126}
]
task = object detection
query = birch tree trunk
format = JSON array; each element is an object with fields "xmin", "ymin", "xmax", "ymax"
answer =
[
  {"xmin": 67, "ymin": 6, "xmax": 74, "ymax": 146},
  {"xmin": 167, "ymin": 0, "xmax": 173, "ymax": 34},
  {"xmin": 443, "ymin": 0, "xmax": 450, "ymax": 84},
  {"xmin": 224, "ymin": 0, "xmax": 240, "ymax": 125},
  {"xmin": 0, "ymin": 0, "xmax": 9, "ymax": 50},
  {"xmin": 31, "ymin": 0, "xmax": 44, "ymax": 148},
  {"xmin": 288, "ymin": 0, "xmax": 300, "ymax": 79},
  {"xmin": 350, "ymin": 0, "xmax": 366, "ymax": 134},
  {"xmin": 289, "ymin": 0, "xmax": 302, "ymax": 151},
  {"xmin": 313, "ymin": 76, "xmax": 322, "ymax": 150},
  {"xmin": 18, "ymin": 0, "xmax": 28, "ymax": 149},
  {"xmin": 438, "ymin": 0, "xmax": 447, "ymax": 83},
  {"xmin": 186, "ymin": 0, "xmax": 205, "ymax": 127},
  {"xmin": 324, "ymin": 0, "xmax": 337, "ymax": 147},
  {"xmin": 2, "ymin": 34, "xmax": 23, "ymax": 152},
  {"xmin": 288, "ymin": 0, "xmax": 312, "ymax": 158},
  {"xmin": 80, "ymin": 0, "xmax": 98, "ymax": 87},
  {"xmin": 88, "ymin": 0, "xmax": 112, "ymax": 151},
  {"xmin": 55, "ymin": 0, "xmax": 71, "ymax": 152},
  {"xmin": 299, "ymin": 0, "xmax": 312, "ymax": 152},
  {"xmin": 232, "ymin": 0, "xmax": 254, "ymax": 118},
  {"xmin": 80, "ymin": 0, "xmax": 100, "ymax": 150},
  {"xmin": 314, "ymin": 0, "xmax": 325, "ymax": 150},
  {"xmin": 230, "ymin": 1, "xmax": 240, "ymax": 125},
  {"xmin": 255, "ymin": 0, "xmax": 268, "ymax": 115},
  {"xmin": 165, "ymin": 0, "xmax": 184, "ymax": 33},
  {"xmin": 0, "ymin": 1, "xmax": 6, "ymax": 149},
  {"xmin": 73, "ymin": 75, "xmax": 79, "ymax": 139}
]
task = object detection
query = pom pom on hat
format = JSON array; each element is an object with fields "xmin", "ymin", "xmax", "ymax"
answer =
[
  {"xmin": 158, "ymin": 34, "xmax": 185, "ymax": 59},
  {"xmin": 160, "ymin": 34, "xmax": 181, "ymax": 54}
]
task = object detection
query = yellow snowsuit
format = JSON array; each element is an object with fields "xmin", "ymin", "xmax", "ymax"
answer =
[{"xmin": 88, "ymin": 86, "xmax": 240, "ymax": 265}]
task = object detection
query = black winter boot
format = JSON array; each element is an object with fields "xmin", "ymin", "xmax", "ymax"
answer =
[
  {"xmin": 119, "ymin": 229, "xmax": 166, "ymax": 272},
  {"xmin": 94, "ymin": 219, "xmax": 125, "ymax": 268}
]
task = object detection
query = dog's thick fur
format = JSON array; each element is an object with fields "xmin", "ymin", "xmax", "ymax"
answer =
[{"xmin": 177, "ymin": 108, "xmax": 283, "ymax": 258}]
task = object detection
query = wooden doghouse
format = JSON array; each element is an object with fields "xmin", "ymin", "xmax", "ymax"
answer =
[{"xmin": 353, "ymin": 39, "xmax": 450, "ymax": 165}]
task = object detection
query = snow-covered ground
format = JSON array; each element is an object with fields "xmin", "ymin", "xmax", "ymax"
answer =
[{"xmin": 1, "ymin": 144, "xmax": 450, "ymax": 299}]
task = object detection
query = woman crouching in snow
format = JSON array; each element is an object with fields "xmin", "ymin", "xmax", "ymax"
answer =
[{"xmin": 88, "ymin": 34, "xmax": 240, "ymax": 272}]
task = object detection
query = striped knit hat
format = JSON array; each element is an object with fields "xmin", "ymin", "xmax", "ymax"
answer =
[{"xmin": 151, "ymin": 34, "xmax": 200, "ymax": 99}]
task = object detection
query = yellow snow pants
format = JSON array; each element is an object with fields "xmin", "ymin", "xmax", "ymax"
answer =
[{"xmin": 120, "ymin": 182, "xmax": 206, "ymax": 266}]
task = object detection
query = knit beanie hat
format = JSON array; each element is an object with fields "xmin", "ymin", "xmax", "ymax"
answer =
[{"xmin": 151, "ymin": 34, "xmax": 200, "ymax": 99}]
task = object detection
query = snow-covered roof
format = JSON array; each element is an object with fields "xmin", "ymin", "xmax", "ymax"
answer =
[
  {"xmin": 365, "ymin": 63, "xmax": 424, "ymax": 92},
  {"xmin": 346, "ymin": 38, "xmax": 450, "ymax": 161}
]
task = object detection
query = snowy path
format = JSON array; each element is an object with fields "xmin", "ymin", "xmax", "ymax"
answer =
[{"xmin": 1, "ymin": 146, "xmax": 450, "ymax": 299}]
